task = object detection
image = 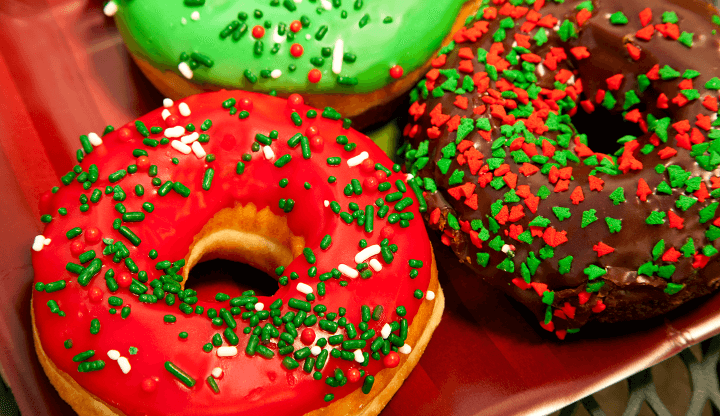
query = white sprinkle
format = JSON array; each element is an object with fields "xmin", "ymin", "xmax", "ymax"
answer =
[
  {"xmin": 32, "ymin": 235, "xmax": 45, "ymax": 252},
  {"xmin": 103, "ymin": 1, "xmax": 118, "ymax": 16},
  {"xmin": 511, "ymin": 41, "xmax": 518, "ymax": 48},
  {"xmin": 272, "ymin": 27, "xmax": 287, "ymax": 44},
  {"xmin": 44, "ymin": 238, "xmax": 51, "ymax": 245},
  {"xmin": 263, "ymin": 146, "xmax": 275, "ymax": 160},
  {"xmin": 181, "ymin": 17, "xmax": 187, "ymax": 25},
  {"xmin": 161, "ymin": 109, "xmax": 171, "ymax": 120},
  {"xmin": 191, "ymin": 141, "xmax": 206, "ymax": 158},
  {"xmin": 254, "ymin": 302, "xmax": 264, "ymax": 312},
  {"xmin": 355, "ymin": 244, "xmax": 381, "ymax": 264},
  {"xmin": 88, "ymin": 132, "xmax": 103, "ymax": 146},
  {"xmin": 536, "ymin": 63, "xmax": 546, "ymax": 78},
  {"xmin": 297, "ymin": 282, "xmax": 313, "ymax": 294},
  {"xmin": 107, "ymin": 350, "xmax": 120, "ymax": 361},
  {"xmin": 163, "ymin": 98, "xmax": 174, "ymax": 108},
  {"xmin": 178, "ymin": 62, "xmax": 193, "ymax": 79},
  {"xmin": 332, "ymin": 39, "xmax": 344, "ymax": 74},
  {"xmin": 217, "ymin": 346, "xmax": 238, "ymax": 357},
  {"xmin": 311, "ymin": 346, "xmax": 322, "ymax": 356},
  {"xmin": 180, "ymin": 132, "xmax": 199, "ymax": 144},
  {"xmin": 381, "ymin": 323, "xmax": 391, "ymax": 339},
  {"xmin": 347, "ymin": 151, "xmax": 369, "ymax": 167},
  {"xmin": 191, "ymin": 11, "xmax": 200, "ymax": 20},
  {"xmin": 212, "ymin": 367, "xmax": 223, "ymax": 378},
  {"xmin": 320, "ymin": 0, "xmax": 332, "ymax": 10},
  {"xmin": 369, "ymin": 259, "xmax": 382, "ymax": 272},
  {"xmin": 164, "ymin": 126, "xmax": 185, "ymax": 138},
  {"xmin": 338, "ymin": 264, "xmax": 359, "ymax": 278},
  {"xmin": 324, "ymin": 200, "xmax": 330, "ymax": 207},
  {"xmin": 305, "ymin": 34, "xmax": 312, "ymax": 40},
  {"xmin": 117, "ymin": 356, "xmax": 131, "ymax": 374},
  {"xmin": 178, "ymin": 102, "xmax": 191, "ymax": 116},
  {"xmin": 567, "ymin": 75, "xmax": 576, "ymax": 86},
  {"xmin": 399, "ymin": 344, "xmax": 412, "ymax": 355},
  {"xmin": 171, "ymin": 140, "xmax": 192, "ymax": 155},
  {"xmin": 426, "ymin": 291, "xmax": 435, "ymax": 301},
  {"xmin": 270, "ymin": 69, "xmax": 282, "ymax": 79},
  {"xmin": 501, "ymin": 244, "xmax": 512, "ymax": 254},
  {"xmin": 354, "ymin": 349, "xmax": 364, "ymax": 363},
  {"xmin": 406, "ymin": 173, "xmax": 414, "ymax": 181}
]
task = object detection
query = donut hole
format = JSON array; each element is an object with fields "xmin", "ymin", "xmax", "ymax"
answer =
[
  {"xmin": 188, "ymin": 260, "xmax": 280, "ymax": 297},
  {"xmin": 572, "ymin": 103, "xmax": 645, "ymax": 156},
  {"xmin": 181, "ymin": 203, "xmax": 305, "ymax": 296}
]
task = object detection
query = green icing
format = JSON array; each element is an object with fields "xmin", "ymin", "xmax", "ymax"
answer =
[{"xmin": 113, "ymin": 0, "xmax": 467, "ymax": 94}]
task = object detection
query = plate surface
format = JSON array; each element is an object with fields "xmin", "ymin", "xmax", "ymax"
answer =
[{"xmin": 1, "ymin": 1, "xmax": 720, "ymax": 415}]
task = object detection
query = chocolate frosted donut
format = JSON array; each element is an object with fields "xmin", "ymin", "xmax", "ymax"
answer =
[{"xmin": 400, "ymin": 0, "xmax": 720, "ymax": 338}]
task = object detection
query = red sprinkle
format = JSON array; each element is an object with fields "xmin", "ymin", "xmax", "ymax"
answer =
[
  {"xmin": 383, "ymin": 351, "xmax": 400, "ymax": 368},
  {"xmin": 252, "ymin": 25, "xmax": 265, "ymax": 39},
  {"xmin": 308, "ymin": 69, "xmax": 322, "ymax": 83},
  {"xmin": 300, "ymin": 328, "xmax": 315, "ymax": 345},
  {"xmin": 290, "ymin": 43, "xmax": 304, "ymax": 58},
  {"xmin": 70, "ymin": 241, "xmax": 85, "ymax": 256},
  {"xmin": 347, "ymin": 368, "xmax": 362, "ymax": 383},
  {"xmin": 389, "ymin": 65, "xmax": 404, "ymax": 79},
  {"xmin": 85, "ymin": 227, "xmax": 101, "ymax": 245},
  {"xmin": 141, "ymin": 378, "xmax": 157, "ymax": 393},
  {"xmin": 289, "ymin": 21, "xmax": 302, "ymax": 33},
  {"xmin": 88, "ymin": 287, "xmax": 103, "ymax": 303},
  {"xmin": 116, "ymin": 273, "xmax": 132, "ymax": 289}
]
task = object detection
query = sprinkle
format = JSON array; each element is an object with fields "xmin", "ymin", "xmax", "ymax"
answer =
[
  {"xmin": 311, "ymin": 346, "xmax": 322, "ymax": 356},
  {"xmin": 107, "ymin": 350, "xmax": 120, "ymax": 360},
  {"xmin": 270, "ymin": 69, "xmax": 282, "ymax": 79},
  {"xmin": 117, "ymin": 357, "xmax": 131, "ymax": 374},
  {"xmin": 32, "ymin": 235, "xmax": 45, "ymax": 251},
  {"xmin": 103, "ymin": 1, "xmax": 118, "ymax": 16},
  {"xmin": 178, "ymin": 62, "xmax": 193, "ymax": 79},
  {"xmin": 332, "ymin": 39, "xmax": 344, "ymax": 74},
  {"xmin": 161, "ymin": 109, "xmax": 171, "ymax": 120},
  {"xmin": 347, "ymin": 151, "xmax": 369, "ymax": 167},
  {"xmin": 354, "ymin": 349, "xmax": 364, "ymax": 363},
  {"xmin": 254, "ymin": 302, "xmax": 264, "ymax": 311},
  {"xmin": 163, "ymin": 98, "xmax": 174, "ymax": 108},
  {"xmin": 164, "ymin": 361, "xmax": 195, "ymax": 387},
  {"xmin": 191, "ymin": 141, "xmax": 206, "ymax": 158},
  {"xmin": 171, "ymin": 140, "xmax": 191, "ymax": 154},
  {"xmin": 263, "ymin": 146, "xmax": 275, "ymax": 160},
  {"xmin": 369, "ymin": 259, "xmax": 382, "ymax": 272},
  {"xmin": 217, "ymin": 346, "xmax": 238, "ymax": 357},
  {"xmin": 178, "ymin": 102, "xmax": 191, "ymax": 117},
  {"xmin": 165, "ymin": 126, "xmax": 185, "ymax": 138},
  {"xmin": 426, "ymin": 291, "xmax": 435, "ymax": 300},
  {"xmin": 87, "ymin": 132, "xmax": 103, "ymax": 146},
  {"xmin": 338, "ymin": 264, "xmax": 359, "ymax": 278},
  {"xmin": 399, "ymin": 344, "xmax": 412, "ymax": 354},
  {"xmin": 212, "ymin": 367, "xmax": 223, "ymax": 378},
  {"xmin": 355, "ymin": 245, "xmax": 381, "ymax": 263},
  {"xmin": 181, "ymin": 132, "xmax": 199, "ymax": 144},
  {"xmin": 381, "ymin": 324, "xmax": 391, "ymax": 339},
  {"xmin": 191, "ymin": 11, "xmax": 200, "ymax": 20},
  {"xmin": 297, "ymin": 282, "xmax": 313, "ymax": 294}
]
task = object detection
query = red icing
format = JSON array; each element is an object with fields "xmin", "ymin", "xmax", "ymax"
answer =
[{"xmin": 32, "ymin": 91, "xmax": 434, "ymax": 415}]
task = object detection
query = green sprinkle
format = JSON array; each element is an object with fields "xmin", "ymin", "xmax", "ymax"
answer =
[{"xmin": 164, "ymin": 361, "xmax": 196, "ymax": 387}]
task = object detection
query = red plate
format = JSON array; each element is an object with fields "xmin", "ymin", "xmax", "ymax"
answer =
[{"xmin": 1, "ymin": 1, "xmax": 720, "ymax": 415}]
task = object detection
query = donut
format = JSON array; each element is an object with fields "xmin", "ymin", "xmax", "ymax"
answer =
[
  {"xmin": 103, "ymin": 0, "xmax": 482, "ymax": 128},
  {"xmin": 31, "ymin": 90, "xmax": 443, "ymax": 415},
  {"xmin": 400, "ymin": 0, "xmax": 720, "ymax": 339}
]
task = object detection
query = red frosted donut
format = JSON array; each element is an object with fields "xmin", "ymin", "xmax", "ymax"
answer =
[
  {"xmin": 31, "ymin": 91, "xmax": 442, "ymax": 415},
  {"xmin": 400, "ymin": 0, "xmax": 720, "ymax": 338}
]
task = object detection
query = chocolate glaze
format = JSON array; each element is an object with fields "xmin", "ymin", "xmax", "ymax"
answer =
[{"xmin": 403, "ymin": 0, "xmax": 720, "ymax": 336}]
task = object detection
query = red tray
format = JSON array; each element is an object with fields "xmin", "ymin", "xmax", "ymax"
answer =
[{"xmin": 2, "ymin": 1, "xmax": 720, "ymax": 415}]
